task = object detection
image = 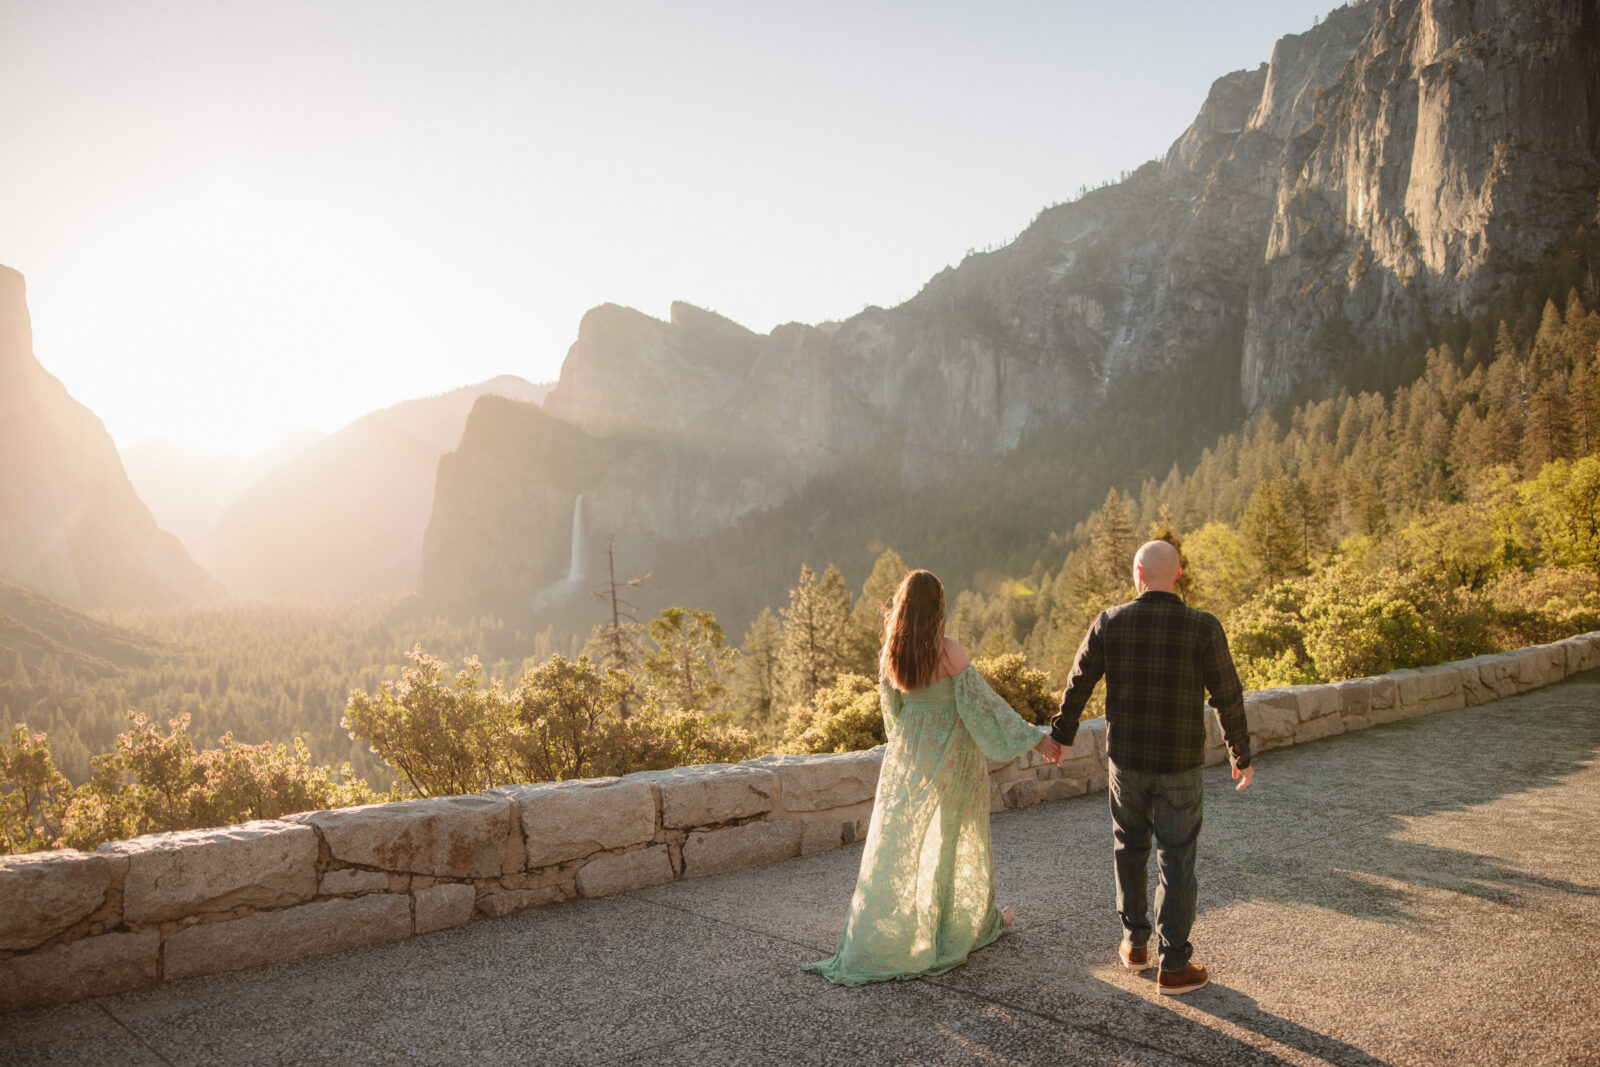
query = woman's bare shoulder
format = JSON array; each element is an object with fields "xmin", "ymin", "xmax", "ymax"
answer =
[{"xmin": 939, "ymin": 636, "xmax": 971, "ymax": 676}]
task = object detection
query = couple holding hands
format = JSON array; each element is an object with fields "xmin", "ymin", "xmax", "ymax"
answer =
[{"xmin": 803, "ymin": 540, "xmax": 1255, "ymax": 996}]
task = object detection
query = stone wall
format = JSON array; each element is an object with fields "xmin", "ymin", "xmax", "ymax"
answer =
[{"xmin": 4, "ymin": 632, "xmax": 1597, "ymax": 1012}]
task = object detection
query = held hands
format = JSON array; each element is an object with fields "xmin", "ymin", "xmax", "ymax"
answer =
[
  {"xmin": 1232, "ymin": 763, "xmax": 1255, "ymax": 791},
  {"xmin": 1034, "ymin": 735, "xmax": 1065, "ymax": 766}
]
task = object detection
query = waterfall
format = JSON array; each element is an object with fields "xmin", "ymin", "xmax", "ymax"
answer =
[
  {"xmin": 529, "ymin": 493, "xmax": 587, "ymax": 611},
  {"xmin": 566, "ymin": 493, "xmax": 586, "ymax": 584}
]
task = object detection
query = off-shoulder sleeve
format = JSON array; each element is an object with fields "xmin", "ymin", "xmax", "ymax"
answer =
[
  {"xmin": 953, "ymin": 665, "xmax": 1047, "ymax": 762},
  {"xmin": 878, "ymin": 678, "xmax": 904, "ymax": 737}
]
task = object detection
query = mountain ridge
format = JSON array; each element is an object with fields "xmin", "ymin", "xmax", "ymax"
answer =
[
  {"xmin": 0, "ymin": 265, "xmax": 223, "ymax": 610},
  {"xmin": 429, "ymin": 0, "xmax": 1600, "ymax": 628},
  {"xmin": 210, "ymin": 374, "xmax": 552, "ymax": 598}
]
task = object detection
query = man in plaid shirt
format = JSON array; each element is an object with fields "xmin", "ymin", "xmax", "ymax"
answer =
[{"xmin": 1050, "ymin": 539, "xmax": 1254, "ymax": 995}]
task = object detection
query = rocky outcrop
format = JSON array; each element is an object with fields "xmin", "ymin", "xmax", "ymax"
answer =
[
  {"xmin": 416, "ymin": 394, "xmax": 623, "ymax": 613},
  {"xmin": 544, "ymin": 302, "xmax": 764, "ymax": 438},
  {"xmin": 0, "ymin": 266, "xmax": 222, "ymax": 609},
  {"xmin": 1242, "ymin": 0, "xmax": 1600, "ymax": 409}
]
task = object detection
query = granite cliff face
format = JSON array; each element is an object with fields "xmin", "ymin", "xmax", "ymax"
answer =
[
  {"xmin": 1243, "ymin": 0, "xmax": 1600, "ymax": 408},
  {"xmin": 0, "ymin": 266, "xmax": 222, "ymax": 609},
  {"xmin": 422, "ymin": 0, "xmax": 1600, "ymax": 618}
]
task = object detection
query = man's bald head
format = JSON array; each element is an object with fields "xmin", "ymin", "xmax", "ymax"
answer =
[{"xmin": 1133, "ymin": 540, "xmax": 1182, "ymax": 593}]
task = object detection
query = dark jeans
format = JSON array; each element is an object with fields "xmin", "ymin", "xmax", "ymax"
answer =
[{"xmin": 1108, "ymin": 759, "xmax": 1204, "ymax": 972}]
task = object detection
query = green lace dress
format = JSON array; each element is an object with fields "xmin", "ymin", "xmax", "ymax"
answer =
[{"xmin": 802, "ymin": 664, "xmax": 1048, "ymax": 985}]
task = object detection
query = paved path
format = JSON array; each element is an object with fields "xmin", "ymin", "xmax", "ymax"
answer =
[{"xmin": 4, "ymin": 670, "xmax": 1597, "ymax": 1066}]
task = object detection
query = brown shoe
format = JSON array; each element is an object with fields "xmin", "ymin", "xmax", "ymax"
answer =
[
  {"xmin": 1118, "ymin": 942, "xmax": 1151, "ymax": 971},
  {"xmin": 1156, "ymin": 962, "xmax": 1208, "ymax": 995}
]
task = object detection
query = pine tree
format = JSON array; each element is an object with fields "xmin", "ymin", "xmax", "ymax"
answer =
[
  {"xmin": 846, "ymin": 547, "xmax": 908, "ymax": 675},
  {"xmin": 1483, "ymin": 335, "xmax": 1526, "ymax": 466},
  {"xmin": 1283, "ymin": 480, "xmax": 1327, "ymax": 570},
  {"xmin": 1240, "ymin": 479, "xmax": 1305, "ymax": 587},
  {"xmin": 1088, "ymin": 488, "xmax": 1139, "ymax": 598},
  {"xmin": 1522, "ymin": 373, "xmax": 1574, "ymax": 472},
  {"xmin": 1558, "ymin": 290, "xmax": 1599, "ymax": 373},
  {"xmin": 1528, "ymin": 297, "xmax": 1565, "ymax": 377},
  {"xmin": 732, "ymin": 607, "xmax": 783, "ymax": 729},
  {"xmin": 643, "ymin": 607, "xmax": 735, "ymax": 713},
  {"xmin": 777, "ymin": 563, "xmax": 853, "ymax": 709},
  {"xmin": 1570, "ymin": 353, "xmax": 1599, "ymax": 456}
]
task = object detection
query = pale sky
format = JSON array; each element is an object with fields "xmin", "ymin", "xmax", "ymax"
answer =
[{"xmin": 1, "ymin": 0, "xmax": 1339, "ymax": 453}]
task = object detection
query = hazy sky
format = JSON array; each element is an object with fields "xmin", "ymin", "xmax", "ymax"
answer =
[{"xmin": 1, "ymin": 1, "xmax": 1339, "ymax": 453}]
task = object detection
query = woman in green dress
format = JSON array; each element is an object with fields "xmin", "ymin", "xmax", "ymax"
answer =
[{"xmin": 803, "ymin": 569, "xmax": 1063, "ymax": 985}]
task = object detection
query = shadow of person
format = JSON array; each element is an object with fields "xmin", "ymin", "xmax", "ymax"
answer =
[{"xmin": 1182, "ymin": 983, "xmax": 1396, "ymax": 1067}]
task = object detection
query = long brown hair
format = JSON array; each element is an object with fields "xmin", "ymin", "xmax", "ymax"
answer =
[{"xmin": 879, "ymin": 569, "xmax": 945, "ymax": 692}]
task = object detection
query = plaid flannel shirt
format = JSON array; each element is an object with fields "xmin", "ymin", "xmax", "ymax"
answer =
[{"xmin": 1050, "ymin": 591, "xmax": 1252, "ymax": 773}]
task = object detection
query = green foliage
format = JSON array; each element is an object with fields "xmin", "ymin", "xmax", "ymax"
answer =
[
  {"xmin": 1226, "ymin": 562, "xmax": 1505, "ymax": 686},
  {"xmin": 781, "ymin": 674, "xmax": 883, "ymax": 754},
  {"xmin": 1298, "ymin": 570, "xmax": 1442, "ymax": 682},
  {"xmin": 846, "ymin": 547, "xmax": 908, "ymax": 675},
  {"xmin": 1088, "ymin": 487, "xmax": 1140, "ymax": 601},
  {"xmin": 343, "ymin": 648, "xmax": 503, "ymax": 797},
  {"xmin": 603, "ymin": 701, "xmax": 763, "ymax": 776},
  {"xmin": 2, "ymin": 597, "xmax": 562, "ymax": 788},
  {"xmin": 1226, "ymin": 585, "xmax": 1318, "ymax": 689},
  {"xmin": 781, "ymin": 657, "xmax": 1057, "ymax": 755},
  {"xmin": 973, "ymin": 653, "xmax": 1056, "ymax": 726},
  {"xmin": 643, "ymin": 607, "xmax": 735, "ymax": 713},
  {"xmin": 776, "ymin": 563, "xmax": 853, "ymax": 710},
  {"xmin": 1240, "ymin": 478, "xmax": 1308, "ymax": 587},
  {"xmin": 1, "ymin": 714, "xmax": 382, "ymax": 856},
  {"xmin": 1396, "ymin": 470, "xmax": 1521, "ymax": 591},
  {"xmin": 503, "ymin": 654, "xmax": 630, "ymax": 783},
  {"xmin": 1525, "ymin": 455, "xmax": 1600, "ymax": 579},
  {"xmin": 1, "ymin": 724, "xmax": 72, "ymax": 854},
  {"xmin": 1183, "ymin": 521, "xmax": 1256, "ymax": 618},
  {"xmin": 105, "ymin": 714, "xmax": 379, "ymax": 841},
  {"xmin": 729, "ymin": 607, "xmax": 782, "ymax": 738},
  {"xmin": 343, "ymin": 647, "xmax": 759, "ymax": 798}
]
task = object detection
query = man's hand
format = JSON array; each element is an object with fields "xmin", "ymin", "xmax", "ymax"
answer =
[
  {"xmin": 1034, "ymin": 735, "xmax": 1064, "ymax": 766},
  {"xmin": 1232, "ymin": 763, "xmax": 1254, "ymax": 791}
]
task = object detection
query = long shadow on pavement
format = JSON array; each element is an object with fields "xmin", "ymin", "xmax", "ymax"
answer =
[{"xmin": 1181, "ymin": 983, "xmax": 1395, "ymax": 1067}]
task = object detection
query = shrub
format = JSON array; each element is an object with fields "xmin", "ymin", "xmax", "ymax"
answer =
[
  {"xmin": 3, "ymin": 714, "xmax": 381, "ymax": 856},
  {"xmin": 974, "ymin": 653, "xmax": 1057, "ymax": 725},
  {"xmin": 344, "ymin": 646, "xmax": 759, "ymax": 796},
  {"xmin": 343, "ymin": 647, "xmax": 502, "ymax": 797},
  {"xmin": 0, "ymin": 725, "xmax": 72, "ymax": 854},
  {"xmin": 602, "ymin": 701, "xmax": 760, "ymax": 775},
  {"xmin": 1227, "ymin": 580, "xmax": 1317, "ymax": 686},
  {"xmin": 1301, "ymin": 593, "xmax": 1437, "ymax": 681},
  {"xmin": 782, "ymin": 674, "xmax": 881, "ymax": 754},
  {"xmin": 782, "ymin": 655, "xmax": 1061, "ymax": 755}
]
